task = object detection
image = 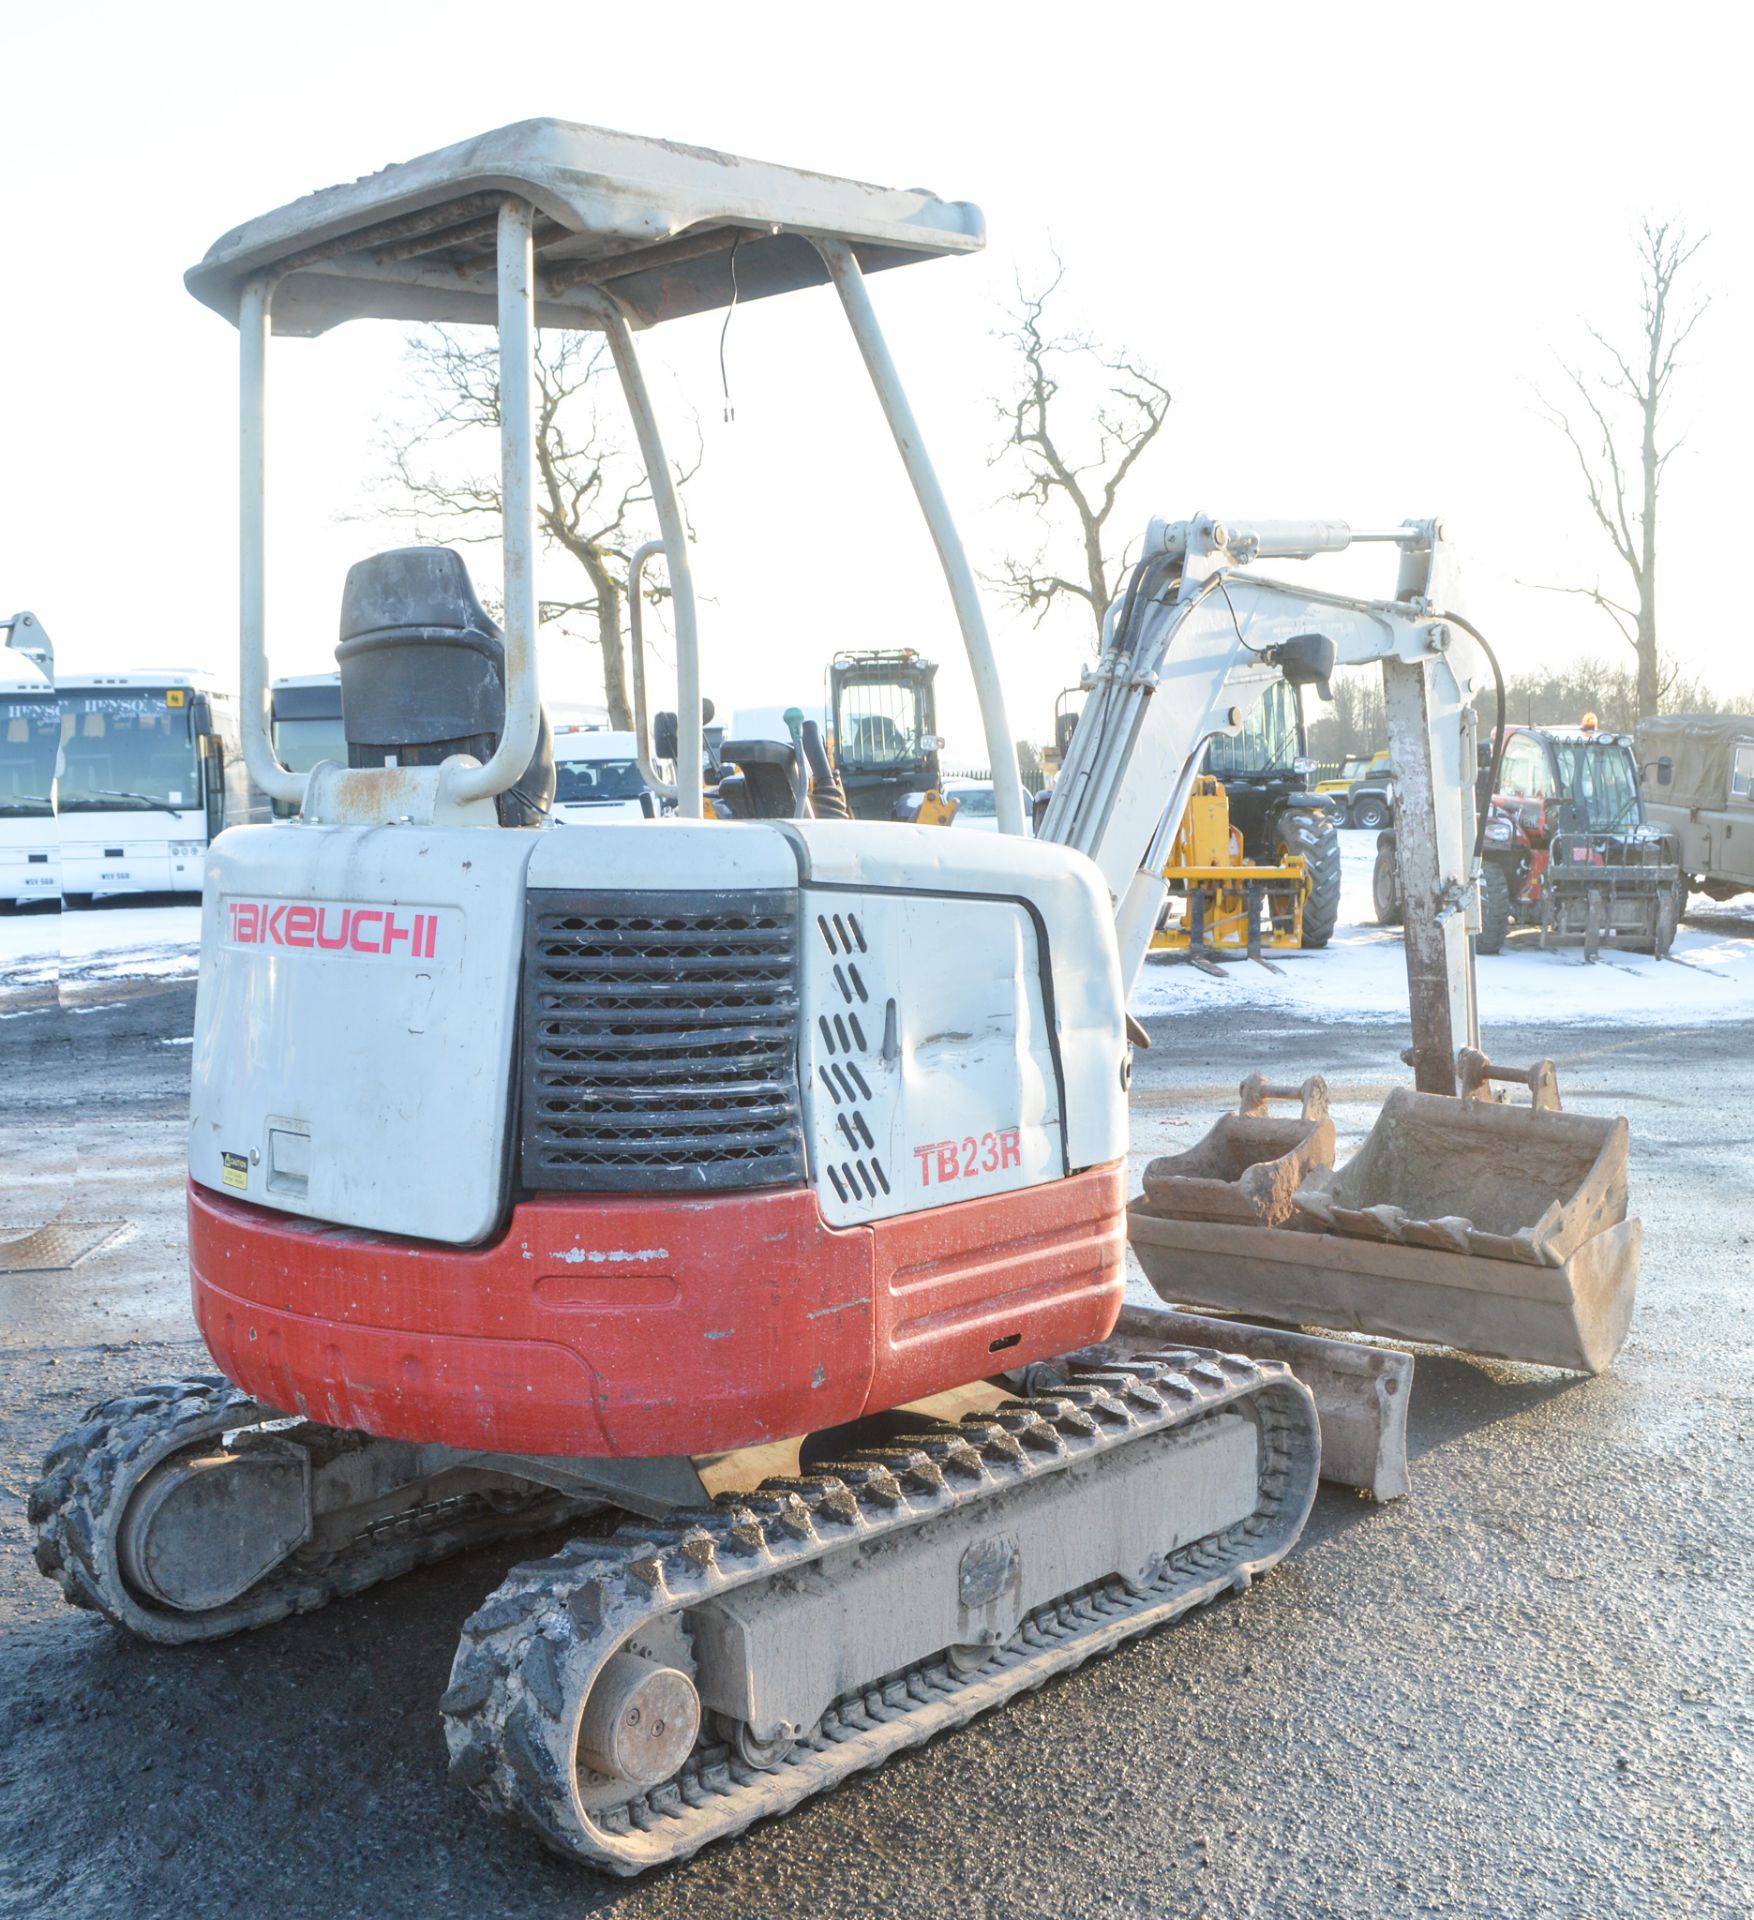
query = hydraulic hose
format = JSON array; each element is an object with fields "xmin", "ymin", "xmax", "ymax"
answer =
[{"xmin": 1109, "ymin": 554, "xmax": 1159, "ymax": 663}]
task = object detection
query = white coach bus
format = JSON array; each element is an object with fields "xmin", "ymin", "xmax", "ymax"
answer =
[
  {"xmin": 269, "ymin": 673, "xmax": 345, "ymax": 818},
  {"xmin": 1, "ymin": 645, "xmax": 60, "ymax": 907},
  {"xmin": 55, "ymin": 669, "xmax": 261, "ymax": 904}
]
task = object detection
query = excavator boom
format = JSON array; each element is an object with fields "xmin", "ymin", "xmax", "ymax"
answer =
[{"xmin": 1041, "ymin": 514, "xmax": 1481, "ymax": 1090}]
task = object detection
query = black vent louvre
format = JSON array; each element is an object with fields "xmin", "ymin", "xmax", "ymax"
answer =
[{"xmin": 521, "ymin": 889, "xmax": 804, "ymax": 1192}]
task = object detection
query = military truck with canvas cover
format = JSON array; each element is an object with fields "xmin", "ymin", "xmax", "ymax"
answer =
[{"xmin": 1638, "ymin": 712, "xmax": 1754, "ymax": 903}]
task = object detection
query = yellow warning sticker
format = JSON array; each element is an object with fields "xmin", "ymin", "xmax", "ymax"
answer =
[
  {"xmin": 165, "ymin": 688, "xmax": 187, "ymax": 708},
  {"xmin": 221, "ymin": 1151, "xmax": 249, "ymax": 1191}
]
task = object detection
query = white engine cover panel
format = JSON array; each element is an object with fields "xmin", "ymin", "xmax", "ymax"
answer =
[
  {"xmin": 788, "ymin": 822, "xmax": 1129, "ymax": 1225},
  {"xmin": 802, "ymin": 886, "xmax": 1059, "ymax": 1225},
  {"xmin": 190, "ymin": 821, "xmax": 536, "ymax": 1244}
]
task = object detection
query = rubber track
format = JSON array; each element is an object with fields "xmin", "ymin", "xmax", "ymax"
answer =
[
  {"xmin": 28, "ymin": 1376, "xmax": 590, "ymax": 1645},
  {"xmin": 442, "ymin": 1346, "xmax": 1319, "ymax": 1875}
]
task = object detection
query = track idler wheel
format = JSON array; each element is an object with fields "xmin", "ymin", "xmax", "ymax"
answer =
[
  {"xmin": 29, "ymin": 1376, "xmax": 275, "ymax": 1641},
  {"xmin": 579, "ymin": 1652, "xmax": 701, "ymax": 1787},
  {"xmin": 32, "ymin": 1378, "xmax": 594, "ymax": 1644}
]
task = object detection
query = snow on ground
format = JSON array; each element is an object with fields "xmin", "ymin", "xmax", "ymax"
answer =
[
  {"xmin": 0, "ymin": 902, "xmax": 201, "ymax": 988},
  {"xmin": 4, "ymin": 838, "xmax": 1752, "ymax": 1021},
  {"xmin": 1132, "ymin": 832, "xmax": 1754, "ymax": 1027}
]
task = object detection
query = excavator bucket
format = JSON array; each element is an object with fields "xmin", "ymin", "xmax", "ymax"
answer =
[
  {"xmin": 1129, "ymin": 1054, "xmax": 1640, "ymax": 1374},
  {"xmin": 1140, "ymin": 1075, "xmax": 1335, "ymax": 1228}
]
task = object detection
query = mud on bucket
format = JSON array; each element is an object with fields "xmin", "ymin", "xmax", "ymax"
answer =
[{"xmin": 1132, "ymin": 1056, "xmax": 1641, "ymax": 1375}]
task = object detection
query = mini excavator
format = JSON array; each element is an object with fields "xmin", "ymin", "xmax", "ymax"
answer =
[{"xmin": 34, "ymin": 122, "xmax": 1495, "ymax": 1873}]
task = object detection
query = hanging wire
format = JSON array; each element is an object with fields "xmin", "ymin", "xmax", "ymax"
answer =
[{"xmin": 718, "ymin": 234, "xmax": 743, "ymax": 422}]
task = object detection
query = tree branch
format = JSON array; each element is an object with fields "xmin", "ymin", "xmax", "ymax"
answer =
[
  {"xmin": 372, "ymin": 323, "xmax": 699, "ymax": 730},
  {"xmin": 990, "ymin": 262, "xmax": 1171, "ymax": 650},
  {"xmin": 1518, "ymin": 578, "xmax": 1639, "ymax": 650}
]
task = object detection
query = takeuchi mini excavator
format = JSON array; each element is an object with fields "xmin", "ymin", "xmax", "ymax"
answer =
[{"xmin": 33, "ymin": 122, "xmax": 1490, "ymax": 1874}]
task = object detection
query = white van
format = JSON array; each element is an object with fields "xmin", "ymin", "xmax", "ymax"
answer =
[{"xmin": 550, "ymin": 729, "xmax": 652, "ymax": 824}]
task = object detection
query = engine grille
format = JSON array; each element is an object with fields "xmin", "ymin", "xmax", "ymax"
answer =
[{"xmin": 521, "ymin": 889, "xmax": 804, "ymax": 1192}]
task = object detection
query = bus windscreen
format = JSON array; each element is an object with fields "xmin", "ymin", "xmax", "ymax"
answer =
[
  {"xmin": 1, "ymin": 695, "xmax": 60, "ymax": 816},
  {"xmin": 58, "ymin": 691, "xmax": 202, "ymax": 813},
  {"xmin": 554, "ymin": 757, "xmax": 645, "ymax": 803},
  {"xmin": 272, "ymin": 715, "xmax": 349, "ymax": 775}
]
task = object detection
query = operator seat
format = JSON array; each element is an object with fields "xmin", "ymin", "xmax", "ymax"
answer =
[
  {"xmin": 335, "ymin": 546, "xmax": 554, "ymax": 828},
  {"xmin": 716, "ymin": 738, "xmax": 805, "ymax": 819}
]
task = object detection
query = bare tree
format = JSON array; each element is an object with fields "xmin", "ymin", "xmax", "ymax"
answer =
[
  {"xmin": 1469, "ymin": 654, "xmax": 1753, "ymax": 736},
  {"xmin": 992, "ymin": 261, "xmax": 1171, "ymax": 651},
  {"xmin": 1321, "ymin": 668, "xmax": 1387, "ymax": 761},
  {"xmin": 1532, "ymin": 220, "xmax": 1709, "ymax": 720},
  {"xmin": 377, "ymin": 328, "xmax": 699, "ymax": 729}
]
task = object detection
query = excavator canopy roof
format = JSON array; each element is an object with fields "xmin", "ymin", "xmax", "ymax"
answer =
[{"xmin": 186, "ymin": 119, "xmax": 985, "ymax": 337}]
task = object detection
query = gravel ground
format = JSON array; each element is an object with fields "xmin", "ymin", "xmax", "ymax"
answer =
[{"xmin": 2, "ymin": 968, "xmax": 1751, "ymax": 1920}]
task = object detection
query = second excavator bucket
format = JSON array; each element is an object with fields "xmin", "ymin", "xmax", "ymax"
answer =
[
  {"xmin": 1141, "ymin": 1074, "xmax": 1335, "ymax": 1229},
  {"xmin": 1130, "ymin": 1056, "xmax": 1641, "ymax": 1375},
  {"xmin": 1292, "ymin": 1057, "xmax": 1626, "ymax": 1269}
]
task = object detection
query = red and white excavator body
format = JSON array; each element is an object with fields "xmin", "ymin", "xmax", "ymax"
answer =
[{"xmin": 188, "ymin": 817, "xmax": 1131, "ymax": 1455}]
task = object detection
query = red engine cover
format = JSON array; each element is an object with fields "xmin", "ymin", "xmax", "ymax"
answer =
[{"xmin": 189, "ymin": 1166, "xmax": 1127, "ymax": 1458}]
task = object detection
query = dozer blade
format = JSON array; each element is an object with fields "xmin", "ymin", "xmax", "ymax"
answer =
[
  {"xmin": 442, "ymin": 1348, "xmax": 1318, "ymax": 1875},
  {"xmin": 1090, "ymin": 1305, "xmax": 1412, "ymax": 1501},
  {"xmin": 1130, "ymin": 1060, "xmax": 1640, "ymax": 1374}
]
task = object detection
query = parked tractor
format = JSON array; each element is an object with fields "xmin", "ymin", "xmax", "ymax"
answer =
[
  {"xmin": 1375, "ymin": 719, "xmax": 1683, "ymax": 958},
  {"xmin": 826, "ymin": 648, "xmax": 943, "ymax": 821},
  {"xmin": 1314, "ymin": 749, "xmax": 1394, "ymax": 829}
]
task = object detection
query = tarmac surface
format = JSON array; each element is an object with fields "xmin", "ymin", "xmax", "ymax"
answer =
[{"xmin": 1, "ymin": 966, "xmax": 1750, "ymax": 1919}]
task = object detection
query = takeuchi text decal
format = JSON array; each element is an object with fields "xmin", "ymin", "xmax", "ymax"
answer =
[{"xmin": 224, "ymin": 897, "xmax": 451, "ymax": 960}]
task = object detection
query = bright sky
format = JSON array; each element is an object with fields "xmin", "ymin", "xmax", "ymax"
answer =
[{"xmin": 2, "ymin": 2, "xmax": 1748, "ymax": 759}]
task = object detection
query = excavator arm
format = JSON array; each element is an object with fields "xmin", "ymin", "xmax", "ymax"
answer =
[{"xmin": 1038, "ymin": 515, "xmax": 1481, "ymax": 1093}]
